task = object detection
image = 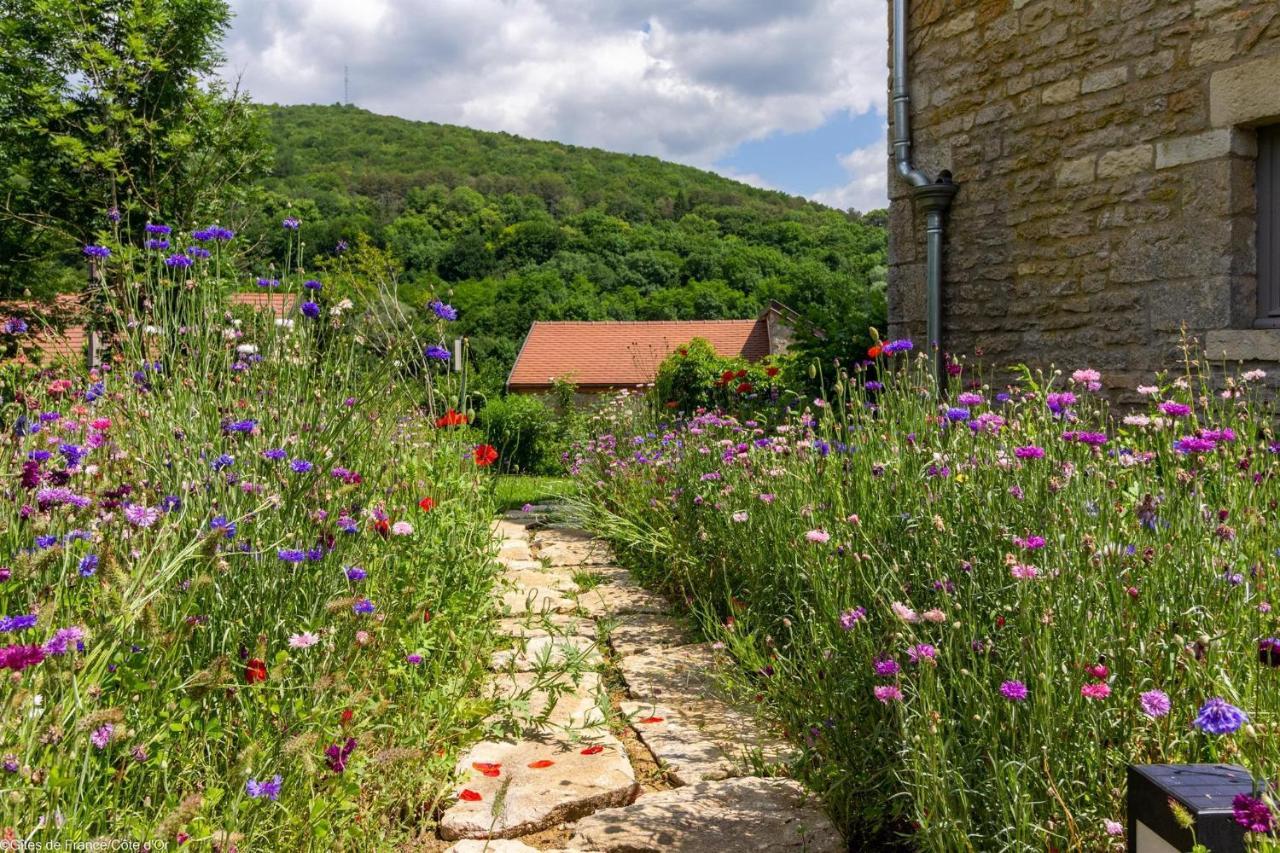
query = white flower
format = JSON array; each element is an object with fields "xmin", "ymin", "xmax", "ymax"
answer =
[
  {"xmin": 236, "ymin": 343, "xmax": 258, "ymax": 355},
  {"xmin": 1123, "ymin": 415, "xmax": 1150, "ymax": 427},
  {"xmin": 1136, "ymin": 385, "xmax": 1159, "ymax": 396},
  {"xmin": 1243, "ymin": 369, "xmax": 1267, "ymax": 382},
  {"xmin": 274, "ymin": 318, "xmax": 294, "ymax": 330},
  {"xmin": 288, "ymin": 631, "xmax": 320, "ymax": 649}
]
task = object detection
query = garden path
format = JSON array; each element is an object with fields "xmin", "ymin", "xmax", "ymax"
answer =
[{"xmin": 437, "ymin": 510, "xmax": 842, "ymax": 852}]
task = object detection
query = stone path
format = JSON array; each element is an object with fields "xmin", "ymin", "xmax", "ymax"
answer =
[{"xmin": 438, "ymin": 510, "xmax": 842, "ymax": 852}]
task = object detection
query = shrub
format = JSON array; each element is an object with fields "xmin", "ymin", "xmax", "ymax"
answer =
[
  {"xmin": 653, "ymin": 337, "xmax": 788, "ymax": 415},
  {"xmin": 571, "ymin": 346, "xmax": 1280, "ymax": 850},
  {"xmin": 475, "ymin": 393, "xmax": 560, "ymax": 474}
]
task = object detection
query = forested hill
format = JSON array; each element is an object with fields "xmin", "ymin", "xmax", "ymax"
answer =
[{"xmin": 247, "ymin": 104, "xmax": 888, "ymax": 392}]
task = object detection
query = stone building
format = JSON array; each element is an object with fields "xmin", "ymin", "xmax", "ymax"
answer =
[{"xmin": 886, "ymin": 0, "xmax": 1280, "ymax": 393}]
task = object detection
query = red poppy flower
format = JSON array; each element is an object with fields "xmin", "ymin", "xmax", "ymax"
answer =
[
  {"xmin": 459, "ymin": 789, "xmax": 482, "ymax": 802},
  {"xmin": 736, "ymin": 382, "xmax": 753, "ymax": 394},
  {"xmin": 527, "ymin": 759, "xmax": 555, "ymax": 769},
  {"xmin": 765, "ymin": 366, "xmax": 780, "ymax": 378},
  {"xmin": 423, "ymin": 608, "xmax": 432, "ymax": 623},
  {"xmin": 580, "ymin": 745, "xmax": 604, "ymax": 755},
  {"xmin": 244, "ymin": 658, "xmax": 268, "ymax": 684},
  {"xmin": 418, "ymin": 496, "xmax": 435, "ymax": 512},
  {"xmin": 718, "ymin": 370, "xmax": 735, "ymax": 386},
  {"xmin": 340, "ymin": 708, "xmax": 354, "ymax": 726},
  {"xmin": 868, "ymin": 345, "xmax": 883, "ymax": 358},
  {"xmin": 436, "ymin": 408, "xmax": 468, "ymax": 428},
  {"xmin": 473, "ymin": 444, "xmax": 499, "ymax": 467},
  {"xmin": 665, "ymin": 400, "xmax": 679, "ymax": 409},
  {"xmin": 735, "ymin": 369, "xmax": 747, "ymax": 379},
  {"xmin": 472, "ymin": 762, "xmax": 501, "ymax": 777},
  {"xmin": 373, "ymin": 519, "xmax": 389, "ymax": 536}
]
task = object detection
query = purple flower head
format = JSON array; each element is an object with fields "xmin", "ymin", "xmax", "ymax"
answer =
[
  {"xmin": 83, "ymin": 245, "xmax": 110, "ymax": 259},
  {"xmin": 1014, "ymin": 446, "xmax": 1044, "ymax": 459},
  {"xmin": 1233, "ymin": 794, "xmax": 1275, "ymax": 834},
  {"xmin": 123, "ymin": 504, "xmax": 161, "ymax": 528},
  {"xmin": 325, "ymin": 737, "xmax": 356, "ymax": 773},
  {"xmin": 303, "ymin": 279, "xmax": 322, "ymax": 290},
  {"xmin": 839, "ymin": 607, "xmax": 866, "ymax": 630},
  {"xmin": 425, "ymin": 345, "xmax": 450, "ymax": 362},
  {"xmin": 1046, "ymin": 391, "xmax": 1076, "ymax": 415},
  {"xmin": 211, "ymin": 453, "xmax": 235, "ymax": 471},
  {"xmin": 164, "ymin": 254, "xmax": 193, "ymax": 268},
  {"xmin": 0, "ymin": 644, "xmax": 45, "ymax": 671},
  {"xmin": 3, "ymin": 317, "xmax": 28, "ymax": 335},
  {"xmin": 1000, "ymin": 680, "xmax": 1028, "ymax": 702},
  {"xmin": 282, "ymin": 217, "xmax": 300, "ymax": 230},
  {"xmin": 44, "ymin": 626, "xmax": 85, "ymax": 656},
  {"xmin": 345, "ymin": 566, "xmax": 367, "ymax": 581},
  {"xmin": 352, "ymin": 598, "xmax": 375, "ymax": 615},
  {"xmin": 1259, "ymin": 638, "xmax": 1280, "ymax": 667},
  {"xmin": 107, "ymin": 207, "xmax": 121, "ymax": 223},
  {"xmin": 255, "ymin": 277, "xmax": 280, "ymax": 289},
  {"xmin": 290, "ymin": 458, "xmax": 313, "ymax": 474},
  {"xmin": 209, "ymin": 516, "xmax": 237, "ymax": 539},
  {"xmin": 1139, "ymin": 689, "xmax": 1171, "ymax": 718},
  {"xmin": 145, "ymin": 223, "xmax": 171, "ymax": 235},
  {"xmin": 263, "ymin": 448, "xmax": 287, "ymax": 461},
  {"xmin": 144, "ymin": 239, "xmax": 169, "ymax": 251},
  {"xmin": 78, "ymin": 554, "xmax": 99, "ymax": 576},
  {"xmin": 882, "ymin": 339, "xmax": 914, "ymax": 354},
  {"xmin": 90, "ymin": 723, "xmax": 114, "ymax": 750},
  {"xmin": 406, "ymin": 653, "xmax": 423, "ymax": 664},
  {"xmin": 945, "ymin": 407, "xmax": 970, "ymax": 422},
  {"xmin": 277, "ymin": 549, "xmax": 306, "ymax": 564},
  {"xmin": 1194, "ymin": 697, "xmax": 1248, "ymax": 735},
  {"xmin": 430, "ymin": 300, "xmax": 458, "ymax": 321},
  {"xmin": 873, "ymin": 657, "xmax": 900, "ymax": 677},
  {"xmin": 1174, "ymin": 436, "xmax": 1216, "ymax": 454},
  {"xmin": 907, "ymin": 643, "xmax": 937, "ymax": 664},
  {"xmin": 187, "ymin": 246, "xmax": 210, "ymax": 259},
  {"xmin": 300, "ymin": 301, "xmax": 320, "ymax": 319},
  {"xmin": 0, "ymin": 614, "xmax": 37, "ymax": 633},
  {"xmin": 1159, "ymin": 401, "xmax": 1192, "ymax": 417},
  {"xmin": 246, "ymin": 774, "xmax": 283, "ymax": 800}
]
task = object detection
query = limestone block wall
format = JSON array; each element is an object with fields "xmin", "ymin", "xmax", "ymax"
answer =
[{"xmin": 886, "ymin": 0, "xmax": 1280, "ymax": 393}]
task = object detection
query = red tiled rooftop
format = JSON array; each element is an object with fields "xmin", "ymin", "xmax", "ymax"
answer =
[
  {"xmin": 230, "ymin": 291, "xmax": 298, "ymax": 317},
  {"xmin": 507, "ymin": 319, "xmax": 771, "ymax": 390}
]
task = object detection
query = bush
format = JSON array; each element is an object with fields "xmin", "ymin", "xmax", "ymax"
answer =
[
  {"xmin": 653, "ymin": 337, "xmax": 789, "ymax": 415},
  {"xmin": 475, "ymin": 394, "xmax": 560, "ymax": 474},
  {"xmin": 572, "ymin": 348, "xmax": 1280, "ymax": 850}
]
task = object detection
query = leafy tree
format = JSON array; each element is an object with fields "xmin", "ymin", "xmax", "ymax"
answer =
[{"xmin": 0, "ymin": 0, "xmax": 271, "ymax": 294}]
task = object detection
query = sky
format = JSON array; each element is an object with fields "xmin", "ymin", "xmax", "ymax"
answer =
[{"xmin": 220, "ymin": 0, "xmax": 889, "ymax": 212}]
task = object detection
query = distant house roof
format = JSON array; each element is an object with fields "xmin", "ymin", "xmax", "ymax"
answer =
[
  {"xmin": 230, "ymin": 291, "xmax": 298, "ymax": 317},
  {"xmin": 507, "ymin": 306, "xmax": 795, "ymax": 392}
]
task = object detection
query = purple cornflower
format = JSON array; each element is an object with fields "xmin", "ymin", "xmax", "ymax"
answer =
[
  {"xmin": 211, "ymin": 453, "xmax": 235, "ymax": 471},
  {"xmin": 303, "ymin": 279, "xmax": 322, "ymax": 290},
  {"xmin": 44, "ymin": 626, "xmax": 84, "ymax": 656},
  {"xmin": 1233, "ymin": 794, "xmax": 1275, "ymax": 834},
  {"xmin": 144, "ymin": 239, "xmax": 169, "ymax": 251},
  {"xmin": 1000, "ymin": 680, "xmax": 1028, "ymax": 702},
  {"xmin": 78, "ymin": 554, "xmax": 99, "ymax": 576},
  {"xmin": 186, "ymin": 246, "xmax": 210, "ymax": 259},
  {"xmin": 1014, "ymin": 446, "xmax": 1044, "ymax": 459},
  {"xmin": 83, "ymin": 245, "xmax": 110, "ymax": 259},
  {"xmin": 223, "ymin": 418, "xmax": 257, "ymax": 435},
  {"xmin": 290, "ymin": 458, "xmax": 313, "ymax": 474},
  {"xmin": 90, "ymin": 724, "xmax": 114, "ymax": 749},
  {"xmin": 338, "ymin": 516, "xmax": 359, "ymax": 534},
  {"xmin": 1194, "ymin": 697, "xmax": 1248, "ymax": 735},
  {"xmin": 882, "ymin": 339, "xmax": 914, "ymax": 354},
  {"xmin": 107, "ymin": 207, "xmax": 121, "ymax": 223},
  {"xmin": 209, "ymin": 516, "xmax": 237, "ymax": 539},
  {"xmin": 839, "ymin": 607, "xmax": 866, "ymax": 630},
  {"xmin": 945, "ymin": 407, "xmax": 970, "ymax": 422},
  {"xmin": 300, "ymin": 301, "xmax": 320, "ymax": 319},
  {"xmin": 430, "ymin": 300, "xmax": 458, "ymax": 321},
  {"xmin": 0, "ymin": 615, "xmax": 37, "ymax": 633},
  {"xmin": 255, "ymin": 278, "xmax": 280, "ymax": 289},
  {"xmin": 262, "ymin": 448, "xmax": 287, "ymax": 461},
  {"xmin": 406, "ymin": 653, "xmax": 424, "ymax": 664},
  {"xmin": 0, "ymin": 644, "xmax": 45, "ymax": 671},
  {"xmin": 425, "ymin": 345, "xmax": 450, "ymax": 362},
  {"xmin": 164, "ymin": 253, "xmax": 193, "ymax": 268},
  {"xmin": 345, "ymin": 566, "xmax": 367, "ymax": 581},
  {"xmin": 123, "ymin": 504, "xmax": 161, "ymax": 528},
  {"xmin": 352, "ymin": 598, "xmax": 375, "ymax": 615},
  {"xmin": 956, "ymin": 392, "xmax": 983, "ymax": 406},
  {"xmin": 144, "ymin": 223, "xmax": 171, "ymax": 235},
  {"xmin": 282, "ymin": 217, "xmax": 300, "ymax": 229},
  {"xmin": 246, "ymin": 774, "xmax": 283, "ymax": 800},
  {"xmin": 1139, "ymin": 689, "xmax": 1171, "ymax": 718},
  {"xmin": 3, "ymin": 317, "xmax": 28, "ymax": 335},
  {"xmin": 873, "ymin": 684, "xmax": 903, "ymax": 703},
  {"xmin": 873, "ymin": 658, "xmax": 900, "ymax": 677},
  {"xmin": 278, "ymin": 549, "xmax": 306, "ymax": 564},
  {"xmin": 1174, "ymin": 436, "xmax": 1216, "ymax": 454},
  {"xmin": 325, "ymin": 737, "xmax": 356, "ymax": 773},
  {"xmin": 1159, "ymin": 401, "xmax": 1192, "ymax": 417},
  {"xmin": 907, "ymin": 643, "xmax": 937, "ymax": 664},
  {"xmin": 34, "ymin": 535, "xmax": 57, "ymax": 550}
]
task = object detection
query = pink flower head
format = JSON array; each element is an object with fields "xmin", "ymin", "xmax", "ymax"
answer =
[
  {"xmin": 1009, "ymin": 564, "xmax": 1039, "ymax": 580},
  {"xmin": 805, "ymin": 529, "xmax": 830, "ymax": 544},
  {"xmin": 873, "ymin": 684, "xmax": 903, "ymax": 704},
  {"xmin": 390, "ymin": 521, "xmax": 413, "ymax": 536},
  {"xmin": 1139, "ymin": 689, "xmax": 1171, "ymax": 718},
  {"xmin": 1080, "ymin": 682, "xmax": 1111, "ymax": 701}
]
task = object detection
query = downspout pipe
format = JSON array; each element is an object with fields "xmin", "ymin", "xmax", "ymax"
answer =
[{"xmin": 891, "ymin": 0, "xmax": 958, "ymax": 385}]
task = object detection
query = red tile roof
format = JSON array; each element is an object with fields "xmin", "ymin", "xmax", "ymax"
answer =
[
  {"xmin": 507, "ymin": 319, "xmax": 771, "ymax": 390},
  {"xmin": 230, "ymin": 292, "xmax": 298, "ymax": 317}
]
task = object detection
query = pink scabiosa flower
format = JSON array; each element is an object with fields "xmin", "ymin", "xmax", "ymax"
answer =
[
  {"xmin": 873, "ymin": 685, "xmax": 903, "ymax": 704},
  {"xmin": 1103, "ymin": 820, "xmax": 1123, "ymax": 837},
  {"xmin": 390, "ymin": 521, "xmax": 413, "ymax": 536},
  {"xmin": 1080, "ymin": 682, "xmax": 1111, "ymax": 701},
  {"xmin": 1009, "ymin": 564, "xmax": 1039, "ymax": 580},
  {"xmin": 805, "ymin": 529, "xmax": 830, "ymax": 544},
  {"xmin": 123, "ymin": 504, "xmax": 161, "ymax": 528},
  {"xmin": 289, "ymin": 632, "xmax": 319, "ymax": 649},
  {"xmin": 1071, "ymin": 368, "xmax": 1102, "ymax": 391},
  {"xmin": 907, "ymin": 643, "xmax": 937, "ymax": 664},
  {"xmin": 891, "ymin": 602, "xmax": 919, "ymax": 623}
]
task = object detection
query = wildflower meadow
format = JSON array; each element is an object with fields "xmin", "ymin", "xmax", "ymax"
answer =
[
  {"xmin": 0, "ymin": 221, "xmax": 502, "ymax": 847},
  {"xmin": 571, "ymin": 344, "xmax": 1280, "ymax": 851}
]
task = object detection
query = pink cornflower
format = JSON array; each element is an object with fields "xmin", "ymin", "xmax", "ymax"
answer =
[
  {"xmin": 390, "ymin": 521, "xmax": 413, "ymax": 536},
  {"xmin": 873, "ymin": 685, "xmax": 903, "ymax": 704},
  {"xmin": 1080, "ymin": 682, "xmax": 1111, "ymax": 700},
  {"xmin": 1009, "ymin": 564, "xmax": 1039, "ymax": 580},
  {"xmin": 123, "ymin": 504, "xmax": 161, "ymax": 528},
  {"xmin": 805, "ymin": 529, "xmax": 830, "ymax": 543},
  {"xmin": 1014, "ymin": 446, "xmax": 1044, "ymax": 459},
  {"xmin": 731, "ymin": 511, "xmax": 748, "ymax": 523},
  {"xmin": 90, "ymin": 724, "xmax": 114, "ymax": 749},
  {"xmin": 1072, "ymin": 368, "xmax": 1102, "ymax": 391},
  {"xmin": 289, "ymin": 632, "xmax": 320, "ymax": 649},
  {"xmin": 1139, "ymin": 689, "xmax": 1171, "ymax": 718},
  {"xmin": 891, "ymin": 602, "xmax": 919, "ymax": 623},
  {"xmin": 907, "ymin": 643, "xmax": 937, "ymax": 664},
  {"xmin": 1000, "ymin": 680, "xmax": 1028, "ymax": 702}
]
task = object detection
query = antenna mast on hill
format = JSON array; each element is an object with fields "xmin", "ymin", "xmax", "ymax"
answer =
[{"xmin": 344, "ymin": 66, "xmax": 350, "ymax": 105}]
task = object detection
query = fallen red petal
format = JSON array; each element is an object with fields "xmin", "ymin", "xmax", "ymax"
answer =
[
  {"xmin": 459, "ymin": 789, "xmax": 482, "ymax": 802},
  {"xmin": 638, "ymin": 716, "xmax": 664, "ymax": 724},
  {"xmin": 580, "ymin": 745, "xmax": 605, "ymax": 755},
  {"xmin": 472, "ymin": 762, "xmax": 501, "ymax": 777},
  {"xmin": 527, "ymin": 759, "xmax": 555, "ymax": 768}
]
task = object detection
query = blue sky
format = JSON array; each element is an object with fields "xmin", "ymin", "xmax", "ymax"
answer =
[{"xmin": 221, "ymin": 0, "xmax": 888, "ymax": 210}]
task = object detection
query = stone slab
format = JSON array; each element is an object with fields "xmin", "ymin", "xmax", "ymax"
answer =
[
  {"xmin": 489, "ymin": 671, "xmax": 606, "ymax": 731},
  {"xmin": 491, "ymin": 521, "xmax": 529, "ymax": 541},
  {"xmin": 440, "ymin": 733, "xmax": 639, "ymax": 840},
  {"xmin": 619, "ymin": 701, "xmax": 735, "ymax": 785},
  {"xmin": 534, "ymin": 541, "xmax": 615, "ymax": 567},
  {"xmin": 604, "ymin": 614, "xmax": 689, "ymax": 658},
  {"xmin": 503, "ymin": 569, "xmax": 580, "ymax": 594},
  {"xmin": 499, "ymin": 586, "xmax": 575, "ymax": 616},
  {"xmin": 575, "ymin": 583, "xmax": 667, "ymax": 619},
  {"xmin": 564, "ymin": 776, "xmax": 843, "ymax": 852},
  {"xmin": 498, "ymin": 539, "xmax": 535, "ymax": 561},
  {"xmin": 497, "ymin": 614, "xmax": 597, "ymax": 640},
  {"xmin": 497, "ymin": 557, "xmax": 544, "ymax": 572},
  {"xmin": 446, "ymin": 841, "xmax": 544, "ymax": 853},
  {"xmin": 491, "ymin": 635, "xmax": 603, "ymax": 673}
]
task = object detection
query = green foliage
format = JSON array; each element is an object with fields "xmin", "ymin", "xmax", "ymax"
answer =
[
  {"xmin": 654, "ymin": 337, "xmax": 788, "ymax": 415},
  {"xmin": 0, "ymin": 0, "xmax": 271, "ymax": 295},
  {"xmin": 474, "ymin": 393, "xmax": 561, "ymax": 475}
]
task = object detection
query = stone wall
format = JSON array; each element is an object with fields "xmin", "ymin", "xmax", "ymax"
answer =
[{"xmin": 886, "ymin": 0, "xmax": 1280, "ymax": 394}]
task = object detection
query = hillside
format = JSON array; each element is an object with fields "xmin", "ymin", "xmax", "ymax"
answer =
[{"xmin": 250, "ymin": 105, "xmax": 890, "ymax": 393}]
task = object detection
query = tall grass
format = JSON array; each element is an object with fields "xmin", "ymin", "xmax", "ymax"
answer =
[
  {"xmin": 0, "ymin": 223, "xmax": 498, "ymax": 847},
  {"xmin": 571, "ymin": 343, "xmax": 1280, "ymax": 851}
]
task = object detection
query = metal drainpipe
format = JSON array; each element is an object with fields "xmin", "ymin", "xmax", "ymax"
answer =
[{"xmin": 891, "ymin": 0, "xmax": 958, "ymax": 385}]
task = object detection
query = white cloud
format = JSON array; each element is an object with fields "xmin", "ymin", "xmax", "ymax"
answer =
[
  {"xmin": 812, "ymin": 138, "xmax": 889, "ymax": 212},
  {"xmin": 221, "ymin": 0, "xmax": 886, "ymax": 185}
]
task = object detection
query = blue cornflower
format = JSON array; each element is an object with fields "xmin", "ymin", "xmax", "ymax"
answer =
[
  {"xmin": 262, "ymin": 448, "xmax": 287, "ymax": 461},
  {"xmin": 430, "ymin": 300, "xmax": 458, "ymax": 321},
  {"xmin": 144, "ymin": 223, "xmax": 171, "ymax": 235},
  {"xmin": 83, "ymin": 245, "xmax": 110, "ymax": 259},
  {"xmin": 209, "ymin": 516, "xmax": 237, "ymax": 539},
  {"xmin": 278, "ymin": 549, "xmax": 306, "ymax": 564},
  {"xmin": 211, "ymin": 454, "xmax": 235, "ymax": 472},
  {"xmin": 187, "ymin": 246, "xmax": 211, "ymax": 259},
  {"xmin": 352, "ymin": 598, "xmax": 376, "ymax": 615},
  {"xmin": 164, "ymin": 254, "xmax": 193, "ymax": 268},
  {"xmin": 160, "ymin": 495, "xmax": 182, "ymax": 512},
  {"xmin": 883, "ymin": 339, "xmax": 914, "ymax": 354},
  {"xmin": 303, "ymin": 279, "xmax": 322, "ymax": 291},
  {"xmin": 28, "ymin": 451, "xmax": 51, "ymax": 462},
  {"xmin": 282, "ymin": 217, "xmax": 300, "ymax": 230},
  {"xmin": 305, "ymin": 547, "xmax": 324, "ymax": 562},
  {"xmin": 255, "ymin": 278, "xmax": 280, "ymax": 289},
  {"xmin": 338, "ymin": 516, "xmax": 359, "ymax": 534},
  {"xmin": 246, "ymin": 774, "xmax": 282, "ymax": 800},
  {"xmin": 1194, "ymin": 698, "xmax": 1248, "ymax": 735},
  {"xmin": 59, "ymin": 444, "xmax": 84, "ymax": 467},
  {"xmin": 425, "ymin": 345, "xmax": 450, "ymax": 362},
  {"xmin": 35, "ymin": 535, "xmax": 57, "ymax": 549},
  {"xmin": 300, "ymin": 301, "xmax": 320, "ymax": 319},
  {"xmin": 223, "ymin": 419, "xmax": 257, "ymax": 435},
  {"xmin": 3, "ymin": 318, "xmax": 28, "ymax": 335},
  {"xmin": 144, "ymin": 239, "xmax": 169, "ymax": 251},
  {"xmin": 0, "ymin": 614, "xmax": 37, "ymax": 632},
  {"xmin": 345, "ymin": 566, "xmax": 367, "ymax": 581},
  {"xmin": 38, "ymin": 411, "xmax": 61, "ymax": 423},
  {"xmin": 85, "ymin": 382, "xmax": 105, "ymax": 402},
  {"xmin": 290, "ymin": 459, "xmax": 313, "ymax": 474},
  {"xmin": 78, "ymin": 554, "xmax": 99, "ymax": 576},
  {"xmin": 946, "ymin": 407, "xmax": 970, "ymax": 422}
]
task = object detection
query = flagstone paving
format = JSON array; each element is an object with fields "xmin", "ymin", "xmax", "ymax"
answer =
[{"xmin": 436, "ymin": 511, "xmax": 841, "ymax": 851}]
